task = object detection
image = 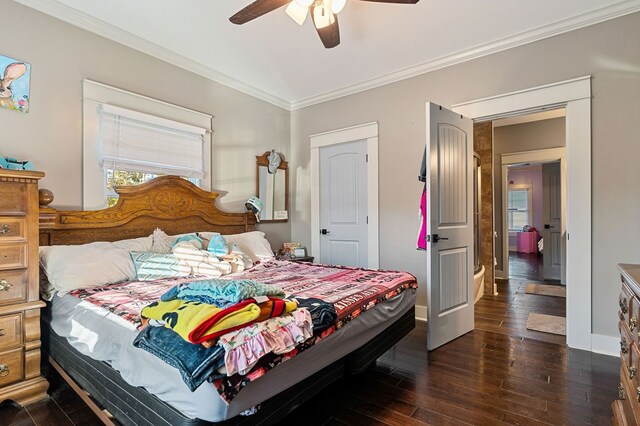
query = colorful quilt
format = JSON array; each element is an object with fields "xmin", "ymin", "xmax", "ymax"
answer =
[
  {"xmin": 68, "ymin": 260, "xmax": 417, "ymax": 403},
  {"xmin": 215, "ymin": 260, "xmax": 417, "ymax": 321},
  {"xmin": 69, "ymin": 276, "xmax": 200, "ymax": 328},
  {"xmin": 70, "ymin": 260, "xmax": 416, "ymax": 330}
]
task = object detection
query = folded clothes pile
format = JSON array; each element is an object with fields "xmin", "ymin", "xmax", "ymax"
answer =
[{"xmin": 134, "ymin": 277, "xmax": 336, "ymax": 396}]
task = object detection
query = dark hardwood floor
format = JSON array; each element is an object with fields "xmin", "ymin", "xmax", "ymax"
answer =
[{"xmin": 0, "ymin": 277, "xmax": 616, "ymax": 426}]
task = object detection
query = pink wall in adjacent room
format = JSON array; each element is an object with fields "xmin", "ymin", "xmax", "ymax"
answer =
[{"xmin": 508, "ymin": 165, "xmax": 543, "ymax": 249}]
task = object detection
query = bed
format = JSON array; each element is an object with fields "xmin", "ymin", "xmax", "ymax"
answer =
[{"xmin": 38, "ymin": 176, "xmax": 417, "ymax": 425}]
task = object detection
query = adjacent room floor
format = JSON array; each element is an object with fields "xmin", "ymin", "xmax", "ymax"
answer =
[{"xmin": 0, "ymin": 278, "xmax": 617, "ymax": 425}]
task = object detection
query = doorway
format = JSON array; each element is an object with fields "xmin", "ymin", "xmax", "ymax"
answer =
[
  {"xmin": 453, "ymin": 75, "xmax": 592, "ymax": 350},
  {"xmin": 503, "ymin": 155, "xmax": 566, "ymax": 284}
]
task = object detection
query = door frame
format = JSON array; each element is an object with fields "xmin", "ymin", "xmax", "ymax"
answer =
[
  {"xmin": 309, "ymin": 122, "xmax": 380, "ymax": 268},
  {"xmin": 500, "ymin": 148, "xmax": 566, "ymax": 282},
  {"xmin": 453, "ymin": 75, "xmax": 592, "ymax": 351}
]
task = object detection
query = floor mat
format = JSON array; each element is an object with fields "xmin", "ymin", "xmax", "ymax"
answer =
[
  {"xmin": 526, "ymin": 313, "xmax": 566, "ymax": 336},
  {"xmin": 525, "ymin": 283, "xmax": 566, "ymax": 298}
]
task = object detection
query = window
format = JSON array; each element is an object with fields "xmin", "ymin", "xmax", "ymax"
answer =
[
  {"xmin": 99, "ymin": 104, "xmax": 205, "ymax": 206},
  {"xmin": 507, "ymin": 185, "xmax": 533, "ymax": 231},
  {"xmin": 83, "ymin": 80, "xmax": 212, "ymax": 210}
]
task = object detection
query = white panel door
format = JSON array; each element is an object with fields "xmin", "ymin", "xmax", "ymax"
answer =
[
  {"xmin": 426, "ymin": 102, "xmax": 474, "ymax": 351},
  {"xmin": 319, "ymin": 140, "xmax": 368, "ymax": 267},
  {"xmin": 542, "ymin": 161, "xmax": 562, "ymax": 281}
]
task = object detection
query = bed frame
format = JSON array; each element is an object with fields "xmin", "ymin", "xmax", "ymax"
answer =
[{"xmin": 38, "ymin": 176, "xmax": 415, "ymax": 425}]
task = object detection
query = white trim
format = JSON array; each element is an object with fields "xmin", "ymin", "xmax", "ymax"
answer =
[
  {"xmin": 500, "ymin": 148, "xmax": 566, "ymax": 280},
  {"xmin": 15, "ymin": 0, "xmax": 639, "ymax": 111},
  {"xmin": 14, "ymin": 0, "xmax": 290, "ymax": 110},
  {"xmin": 415, "ymin": 305, "xmax": 428, "ymax": 322},
  {"xmin": 309, "ymin": 122, "xmax": 379, "ymax": 148},
  {"xmin": 493, "ymin": 109, "xmax": 566, "ymax": 128},
  {"xmin": 591, "ymin": 334, "xmax": 620, "ymax": 358},
  {"xmin": 454, "ymin": 76, "xmax": 591, "ymax": 121},
  {"xmin": 310, "ymin": 122, "xmax": 380, "ymax": 269},
  {"xmin": 290, "ymin": 2, "xmax": 638, "ymax": 109},
  {"xmin": 453, "ymin": 77, "xmax": 592, "ymax": 351}
]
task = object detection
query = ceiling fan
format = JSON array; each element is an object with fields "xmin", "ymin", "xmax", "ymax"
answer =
[{"xmin": 229, "ymin": 0, "xmax": 420, "ymax": 49}]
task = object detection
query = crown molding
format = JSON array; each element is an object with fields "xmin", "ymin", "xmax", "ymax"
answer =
[
  {"xmin": 14, "ymin": 0, "xmax": 640, "ymax": 112},
  {"xmin": 289, "ymin": 0, "xmax": 640, "ymax": 110},
  {"xmin": 14, "ymin": 0, "xmax": 291, "ymax": 110}
]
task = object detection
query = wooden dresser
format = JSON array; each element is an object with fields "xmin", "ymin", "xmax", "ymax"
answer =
[
  {"xmin": 0, "ymin": 170, "xmax": 48, "ymax": 405},
  {"xmin": 613, "ymin": 264, "xmax": 640, "ymax": 425}
]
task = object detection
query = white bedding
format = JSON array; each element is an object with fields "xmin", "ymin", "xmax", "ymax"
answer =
[{"xmin": 50, "ymin": 288, "xmax": 416, "ymax": 422}]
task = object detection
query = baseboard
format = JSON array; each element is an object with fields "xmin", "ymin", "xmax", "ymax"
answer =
[
  {"xmin": 415, "ymin": 305, "xmax": 427, "ymax": 322},
  {"xmin": 591, "ymin": 334, "xmax": 620, "ymax": 357}
]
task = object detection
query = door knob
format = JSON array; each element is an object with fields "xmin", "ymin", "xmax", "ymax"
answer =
[
  {"xmin": 544, "ymin": 224, "xmax": 554, "ymax": 229},
  {"xmin": 320, "ymin": 229, "xmax": 330, "ymax": 235},
  {"xmin": 431, "ymin": 234, "xmax": 448, "ymax": 243}
]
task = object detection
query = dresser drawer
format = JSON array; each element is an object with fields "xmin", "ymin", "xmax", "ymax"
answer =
[
  {"xmin": 621, "ymin": 320, "xmax": 634, "ymax": 368},
  {"xmin": 621, "ymin": 284, "xmax": 634, "ymax": 325},
  {"xmin": 0, "ymin": 244, "xmax": 28, "ymax": 270},
  {"xmin": 0, "ymin": 218, "xmax": 27, "ymax": 243},
  {"xmin": 0, "ymin": 348, "xmax": 24, "ymax": 388},
  {"xmin": 0, "ymin": 269, "xmax": 27, "ymax": 306},
  {"xmin": 0, "ymin": 182, "xmax": 27, "ymax": 216},
  {"xmin": 0, "ymin": 314, "xmax": 22, "ymax": 350}
]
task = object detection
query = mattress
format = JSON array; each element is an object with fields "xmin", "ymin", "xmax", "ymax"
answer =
[{"xmin": 49, "ymin": 287, "xmax": 416, "ymax": 422}]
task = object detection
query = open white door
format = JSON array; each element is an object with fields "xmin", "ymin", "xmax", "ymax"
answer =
[
  {"xmin": 426, "ymin": 102, "xmax": 474, "ymax": 351},
  {"xmin": 542, "ymin": 161, "xmax": 565, "ymax": 282}
]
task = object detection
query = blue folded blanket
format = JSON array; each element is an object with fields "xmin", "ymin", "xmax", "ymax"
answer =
[{"xmin": 161, "ymin": 279, "xmax": 285, "ymax": 307}]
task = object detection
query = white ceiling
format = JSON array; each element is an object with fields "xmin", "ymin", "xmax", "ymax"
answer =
[{"xmin": 16, "ymin": 0, "xmax": 640, "ymax": 109}]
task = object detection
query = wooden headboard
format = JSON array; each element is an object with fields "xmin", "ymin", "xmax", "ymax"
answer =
[{"xmin": 39, "ymin": 176, "xmax": 256, "ymax": 246}]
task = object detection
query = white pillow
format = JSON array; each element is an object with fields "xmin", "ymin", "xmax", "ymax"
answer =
[
  {"xmin": 39, "ymin": 239, "xmax": 144, "ymax": 296},
  {"xmin": 201, "ymin": 231, "xmax": 274, "ymax": 263}
]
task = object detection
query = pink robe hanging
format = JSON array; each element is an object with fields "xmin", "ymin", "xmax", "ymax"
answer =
[{"xmin": 417, "ymin": 186, "xmax": 427, "ymax": 250}]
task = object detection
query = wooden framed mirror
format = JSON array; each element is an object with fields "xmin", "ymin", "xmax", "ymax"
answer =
[{"xmin": 256, "ymin": 151, "xmax": 288, "ymax": 222}]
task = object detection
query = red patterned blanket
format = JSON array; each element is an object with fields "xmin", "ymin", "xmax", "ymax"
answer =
[{"xmin": 70, "ymin": 260, "xmax": 417, "ymax": 329}]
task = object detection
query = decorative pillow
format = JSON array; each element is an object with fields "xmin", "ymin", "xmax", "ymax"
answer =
[
  {"xmin": 151, "ymin": 228, "xmax": 173, "ymax": 254},
  {"xmin": 130, "ymin": 252, "xmax": 191, "ymax": 281},
  {"xmin": 39, "ymin": 241, "xmax": 137, "ymax": 295},
  {"xmin": 201, "ymin": 231, "xmax": 274, "ymax": 263},
  {"xmin": 206, "ymin": 233, "xmax": 228, "ymax": 257}
]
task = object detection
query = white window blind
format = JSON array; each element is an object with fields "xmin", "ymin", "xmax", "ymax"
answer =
[{"xmin": 99, "ymin": 104, "xmax": 206, "ymax": 179}]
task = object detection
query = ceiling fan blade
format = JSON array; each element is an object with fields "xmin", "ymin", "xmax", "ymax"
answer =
[
  {"xmin": 311, "ymin": 6, "xmax": 340, "ymax": 48},
  {"xmin": 230, "ymin": 0, "xmax": 291, "ymax": 24},
  {"xmin": 357, "ymin": 0, "xmax": 419, "ymax": 3}
]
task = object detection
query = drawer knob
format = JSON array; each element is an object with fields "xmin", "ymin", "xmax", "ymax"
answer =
[
  {"xmin": 632, "ymin": 317, "xmax": 638, "ymax": 332},
  {"xmin": 0, "ymin": 224, "xmax": 9, "ymax": 235},
  {"xmin": 0, "ymin": 279, "xmax": 12, "ymax": 292},
  {"xmin": 0, "ymin": 364, "xmax": 8, "ymax": 377},
  {"xmin": 621, "ymin": 337, "xmax": 628, "ymax": 354},
  {"xmin": 621, "ymin": 298, "xmax": 629, "ymax": 314},
  {"xmin": 0, "ymin": 329, "xmax": 5, "ymax": 337},
  {"xmin": 631, "ymin": 366, "xmax": 637, "ymax": 379},
  {"xmin": 619, "ymin": 383, "xmax": 626, "ymax": 400}
]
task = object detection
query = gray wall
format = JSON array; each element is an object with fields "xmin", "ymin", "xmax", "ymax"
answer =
[
  {"xmin": 291, "ymin": 12, "xmax": 640, "ymax": 338},
  {"xmin": 493, "ymin": 118, "xmax": 566, "ymax": 273},
  {"xmin": 0, "ymin": 2, "xmax": 291, "ymax": 248}
]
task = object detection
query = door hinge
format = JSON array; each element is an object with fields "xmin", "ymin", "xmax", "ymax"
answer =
[
  {"xmin": 366, "ymin": 216, "xmax": 369, "ymax": 224},
  {"xmin": 366, "ymin": 154, "xmax": 369, "ymax": 163}
]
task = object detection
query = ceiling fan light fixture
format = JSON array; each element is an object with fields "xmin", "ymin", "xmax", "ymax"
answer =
[
  {"xmin": 285, "ymin": 1, "xmax": 308, "ymax": 25},
  {"xmin": 312, "ymin": 0, "xmax": 335, "ymax": 29},
  {"xmin": 331, "ymin": 0, "xmax": 346, "ymax": 14},
  {"xmin": 294, "ymin": 0, "xmax": 314, "ymax": 7}
]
